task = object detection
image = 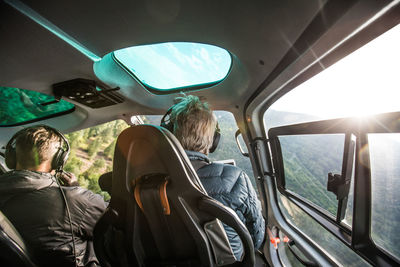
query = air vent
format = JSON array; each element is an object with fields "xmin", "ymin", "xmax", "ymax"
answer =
[{"xmin": 52, "ymin": 78, "xmax": 124, "ymax": 108}]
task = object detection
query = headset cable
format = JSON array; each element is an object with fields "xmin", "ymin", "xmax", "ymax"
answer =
[{"xmin": 55, "ymin": 171, "xmax": 78, "ymax": 267}]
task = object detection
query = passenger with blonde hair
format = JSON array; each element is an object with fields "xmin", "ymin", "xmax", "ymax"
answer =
[{"xmin": 165, "ymin": 95, "xmax": 265, "ymax": 259}]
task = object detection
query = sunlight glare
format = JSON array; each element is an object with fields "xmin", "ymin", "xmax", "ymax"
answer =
[{"xmin": 271, "ymin": 24, "xmax": 400, "ymax": 120}]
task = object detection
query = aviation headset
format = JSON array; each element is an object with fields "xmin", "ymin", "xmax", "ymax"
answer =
[
  {"xmin": 160, "ymin": 104, "xmax": 221, "ymax": 153},
  {"xmin": 5, "ymin": 125, "xmax": 70, "ymax": 171}
]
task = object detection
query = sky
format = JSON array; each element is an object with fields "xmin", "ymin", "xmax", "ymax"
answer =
[{"xmin": 269, "ymin": 24, "xmax": 400, "ymax": 120}]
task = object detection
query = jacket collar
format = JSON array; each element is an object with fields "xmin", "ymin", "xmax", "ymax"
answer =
[
  {"xmin": 0, "ymin": 170, "xmax": 57, "ymax": 206},
  {"xmin": 185, "ymin": 150, "xmax": 211, "ymax": 164}
]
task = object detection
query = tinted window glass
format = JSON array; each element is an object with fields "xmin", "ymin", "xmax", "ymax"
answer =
[
  {"xmin": 278, "ymin": 134, "xmax": 344, "ymax": 215},
  {"xmin": 0, "ymin": 87, "xmax": 74, "ymax": 126},
  {"xmin": 114, "ymin": 42, "xmax": 231, "ymax": 91},
  {"xmin": 369, "ymin": 133, "xmax": 400, "ymax": 259}
]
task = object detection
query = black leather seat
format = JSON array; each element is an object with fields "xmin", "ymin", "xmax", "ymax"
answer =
[
  {"xmin": 0, "ymin": 210, "xmax": 37, "ymax": 266},
  {"xmin": 93, "ymin": 125, "xmax": 255, "ymax": 266}
]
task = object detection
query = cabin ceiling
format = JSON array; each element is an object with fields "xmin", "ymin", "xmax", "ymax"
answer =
[
  {"xmin": 0, "ymin": 0, "xmax": 395, "ymax": 135},
  {"xmin": 0, "ymin": 0, "xmax": 324, "ymax": 105}
]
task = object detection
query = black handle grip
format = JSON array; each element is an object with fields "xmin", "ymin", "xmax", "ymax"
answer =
[{"xmin": 287, "ymin": 240, "xmax": 318, "ymax": 267}]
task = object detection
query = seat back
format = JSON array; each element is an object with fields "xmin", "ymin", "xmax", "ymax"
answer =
[
  {"xmin": 94, "ymin": 125, "xmax": 255, "ymax": 266},
  {"xmin": 0, "ymin": 210, "xmax": 37, "ymax": 266}
]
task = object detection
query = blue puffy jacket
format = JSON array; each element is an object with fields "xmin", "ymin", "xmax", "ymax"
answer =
[{"xmin": 186, "ymin": 150, "xmax": 265, "ymax": 259}]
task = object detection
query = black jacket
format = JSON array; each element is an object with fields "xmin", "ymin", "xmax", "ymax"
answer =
[
  {"xmin": 0, "ymin": 170, "xmax": 107, "ymax": 266},
  {"xmin": 186, "ymin": 150, "xmax": 265, "ymax": 259}
]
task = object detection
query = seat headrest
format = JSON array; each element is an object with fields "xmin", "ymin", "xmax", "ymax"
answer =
[{"xmin": 111, "ymin": 125, "xmax": 206, "ymax": 197}]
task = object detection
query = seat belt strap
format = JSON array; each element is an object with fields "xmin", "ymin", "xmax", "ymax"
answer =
[
  {"xmin": 134, "ymin": 179, "xmax": 170, "ymax": 215},
  {"xmin": 159, "ymin": 180, "xmax": 170, "ymax": 215},
  {"xmin": 134, "ymin": 183, "xmax": 144, "ymax": 212},
  {"xmin": 134, "ymin": 175, "xmax": 175, "ymax": 259}
]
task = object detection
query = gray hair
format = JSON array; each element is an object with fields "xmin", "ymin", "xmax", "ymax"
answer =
[{"xmin": 170, "ymin": 95, "xmax": 217, "ymax": 154}]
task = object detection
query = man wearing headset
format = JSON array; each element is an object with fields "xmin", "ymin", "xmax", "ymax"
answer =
[
  {"xmin": 163, "ymin": 95, "xmax": 265, "ymax": 260},
  {"xmin": 0, "ymin": 125, "xmax": 107, "ymax": 266}
]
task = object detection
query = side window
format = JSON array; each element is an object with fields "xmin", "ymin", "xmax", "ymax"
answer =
[
  {"xmin": 268, "ymin": 114, "xmax": 400, "ymax": 266},
  {"xmin": 263, "ymin": 24, "xmax": 400, "ymax": 266},
  {"xmin": 268, "ymin": 123, "xmax": 363, "ymax": 265},
  {"xmin": 369, "ymin": 133, "xmax": 400, "ymax": 259},
  {"xmin": 64, "ymin": 120, "xmax": 129, "ymax": 200}
]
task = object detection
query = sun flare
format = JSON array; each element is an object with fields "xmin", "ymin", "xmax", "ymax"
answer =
[{"xmin": 270, "ymin": 24, "xmax": 400, "ymax": 121}]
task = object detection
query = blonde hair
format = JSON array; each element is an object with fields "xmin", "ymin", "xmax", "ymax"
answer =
[
  {"xmin": 15, "ymin": 126, "xmax": 62, "ymax": 169},
  {"xmin": 170, "ymin": 95, "xmax": 217, "ymax": 154}
]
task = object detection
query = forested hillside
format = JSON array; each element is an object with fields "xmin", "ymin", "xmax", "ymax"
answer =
[
  {"xmin": 64, "ymin": 120, "xmax": 129, "ymax": 201},
  {"xmin": 279, "ymin": 134, "xmax": 343, "ymax": 214}
]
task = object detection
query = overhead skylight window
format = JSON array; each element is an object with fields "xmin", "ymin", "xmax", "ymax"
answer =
[
  {"xmin": 113, "ymin": 42, "xmax": 232, "ymax": 92},
  {"xmin": 0, "ymin": 87, "xmax": 75, "ymax": 126}
]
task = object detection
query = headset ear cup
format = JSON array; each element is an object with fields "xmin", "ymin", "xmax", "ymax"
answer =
[
  {"xmin": 160, "ymin": 121, "xmax": 174, "ymax": 132},
  {"xmin": 160, "ymin": 105, "xmax": 175, "ymax": 133},
  {"xmin": 59, "ymin": 150, "xmax": 69, "ymax": 169},
  {"xmin": 51, "ymin": 148, "xmax": 69, "ymax": 171},
  {"xmin": 47, "ymin": 126, "xmax": 70, "ymax": 171},
  {"xmin": 51, "ymin": 149, "xmax": 62, "ymax": 170},
  {"xmin": 5, "ymin": 133, "xmax": 19, "ymax": 169},
  {"xmin": 209, "ymin": 130, "xmax": 221, "ymax": 153},
  {"xmin": 5, "ymin": 142, "xmax": 17, "ymax": 169}
]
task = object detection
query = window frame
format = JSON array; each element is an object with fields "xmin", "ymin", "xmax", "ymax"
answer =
[
  {"xmin": 267, "ymin": 112, "xmax": 400, "ymax": 266},
  {"xmin": 268, "ymin": 120, "xmax": 354, "ymax": 241},
  {"xmin": 0, "ymin": 107, "xmax": 75, "ymax": 127}
]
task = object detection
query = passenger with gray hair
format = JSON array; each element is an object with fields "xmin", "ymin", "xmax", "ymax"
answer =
[{"xmin": 164, "ymin": 95, "xmax": 265, "ymax": 260}]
